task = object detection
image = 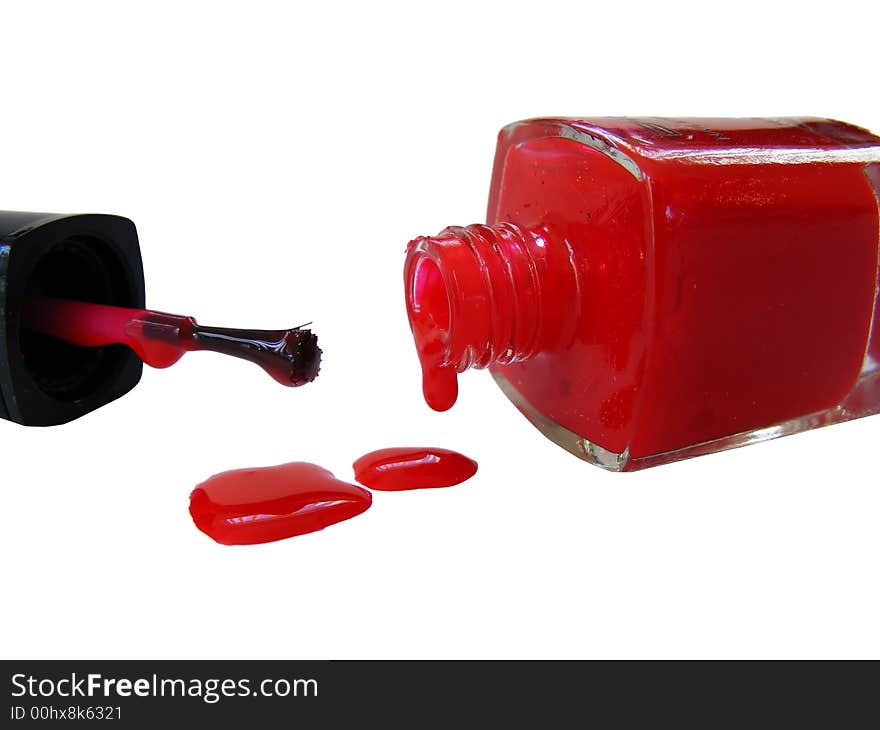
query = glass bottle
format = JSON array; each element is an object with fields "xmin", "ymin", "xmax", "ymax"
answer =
[{"xmin": 404, "ymin": 117, "xmax": 880, "ymax": 470}]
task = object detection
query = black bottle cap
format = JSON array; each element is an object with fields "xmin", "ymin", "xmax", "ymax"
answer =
[{"xmin": 0, "ymin": 212, "xmax": 145, "ymax": 426}]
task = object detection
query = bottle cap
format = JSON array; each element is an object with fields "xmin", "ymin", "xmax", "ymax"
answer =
[{"xmin": 0, "ymin": 212, "xmax": 145, "ymax": 426}]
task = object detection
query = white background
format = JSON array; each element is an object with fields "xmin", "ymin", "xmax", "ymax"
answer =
[{"xmin": 1, "ymin": 0, "xmax": 878, "ymax": 659}]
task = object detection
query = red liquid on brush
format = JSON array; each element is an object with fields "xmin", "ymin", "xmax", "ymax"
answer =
[
  {"xmin": 25, "ymin": 297, "xmax": 186, "ymax": 367},
  {"xmin": 405, "ymin": 118, "xmax": 880, "ymax": 464},
  {"xmin": 23, "ymin": 297, "xmax": 320, "ymax": 386},
  {"xmin": 353, "ymin": 447, "xmax": 477, "ymax": 491},
  {"xmin": 189, "ymin": 462, "xmax": 372, "ymax": 545}
]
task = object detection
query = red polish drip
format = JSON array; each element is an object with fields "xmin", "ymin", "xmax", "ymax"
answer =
[
  {"xmin": 353, "ymin": 447, "xmax": 477, "ymax": 491},
  {"xmin": 189, "ymin": 462, "xmax": 372, "ymax": 545},
  {"xmin": 404, "ymin": 257, "xmax": 458, "ymax": 411},
  {"xmin": 22, "ymin": 296, "xmax": 320, "ymax": 386}
]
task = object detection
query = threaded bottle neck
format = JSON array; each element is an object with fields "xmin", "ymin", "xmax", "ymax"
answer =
[{"xmin": 404, "ymin": 222, "xmax": 578, "ymax": 401}]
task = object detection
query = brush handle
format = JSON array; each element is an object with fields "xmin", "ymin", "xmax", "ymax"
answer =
[{"xmin": 23, "ymin": 297, "xmax": 321, "ymax": 387}]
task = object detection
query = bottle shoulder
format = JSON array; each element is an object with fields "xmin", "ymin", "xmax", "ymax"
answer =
[{"xmin": 500, "ymin": 117, "xmax": 880, "ymax": 173}]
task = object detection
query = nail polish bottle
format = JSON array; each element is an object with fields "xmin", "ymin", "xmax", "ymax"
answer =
[
  {"xmin": 404, "ymin": 117, "xmax": 880, "ymax": 470},
  {"xmin": 0, "ymin": 212, "xmax": 145, "ymax": 426}
]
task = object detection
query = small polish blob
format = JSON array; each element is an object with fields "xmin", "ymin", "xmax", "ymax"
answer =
[
  {"xmin": 23, "ymin": 296, "xmax": 320, "ymax": 386},
  {"xmin": 189, "ymin": 462, "xmax": 371, "ymax": 545},
  {"xmin": 420, "ymin": 360, "xmax": 458, "ymax": 413},
  {"xmin": 353, "ymin": 447, "xmax": 478, "ymax": 491}
]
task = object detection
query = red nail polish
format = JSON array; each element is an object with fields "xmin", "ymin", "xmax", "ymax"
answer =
[
  {"xmin": 189, "ymin": 462, "xmax": 372, "ymax": 545},
  {"xmin": 404, "ymin": 117, "xmax": 880, "ymax": 470},
  {"xmin": 353, "ymin": 447, "xmax": 478, "ymax": 491}
]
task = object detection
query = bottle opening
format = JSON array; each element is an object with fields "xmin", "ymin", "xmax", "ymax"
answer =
[
  {"xmin": 410, "ymin": 256, "xmax": 450, "ymax": 339},
  {"xmin": 404, "ymin": 223, "xmax": 577, "ymax": 412},
  {"xmin": 405, "ymin": 243, "xmax": 459, "ymax": 412}
]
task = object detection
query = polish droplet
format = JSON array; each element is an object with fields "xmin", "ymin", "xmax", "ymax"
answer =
[
  {"xmin": 353, "ymin": 447, "xmax": 478, "ymax": 491},
  {"xmin": 189, "ymin": 462, "xmax": 371, "ymax": 545},
  {"xmin": 421, "ymin": 363, "xmax": 458, "ymax": 412},
  {"xmin": 405, "ymin": 251, "xmax": 459, "ymax": 411}
]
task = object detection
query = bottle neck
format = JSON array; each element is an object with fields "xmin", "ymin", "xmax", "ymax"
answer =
[{"xmin": 404, "ymin": 222, "xmax": 579, "ymax": 410}]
